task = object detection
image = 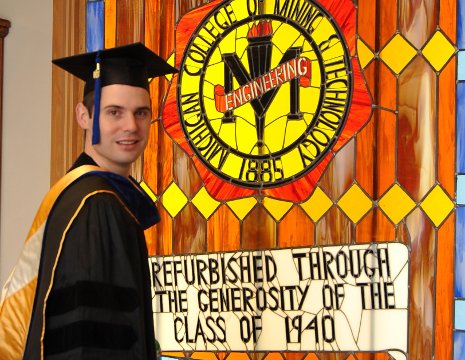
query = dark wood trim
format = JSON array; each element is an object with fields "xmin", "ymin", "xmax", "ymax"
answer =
[
  {"xmin": 51, "ymin": 0, "xmax": 86, "ymax": 184},
  {"xmin": 0, "ymin": 19, "xmax": 10, "ymax": 37},
  {"xmin": 0, "ymin": 18, "xmax": 11, "ymax": 222}
]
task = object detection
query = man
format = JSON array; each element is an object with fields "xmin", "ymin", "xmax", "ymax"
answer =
[{"xmin": 0, "ymin": 43, "xmax": 177, "ymax": 359}]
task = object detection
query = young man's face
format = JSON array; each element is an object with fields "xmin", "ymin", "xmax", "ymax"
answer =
[{"xmin": 82, "ymin": 84, "xmax": 152, "ymax": 176}]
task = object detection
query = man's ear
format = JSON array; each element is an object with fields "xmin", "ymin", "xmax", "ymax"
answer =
[{"xmin": 75, "ymin": 102, "xmax": 91, "ymax": 130}]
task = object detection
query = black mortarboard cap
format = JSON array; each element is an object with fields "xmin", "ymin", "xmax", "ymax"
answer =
[{"xmin": 52, "ymin": 42, "xmax": 178, "ymax": 144}]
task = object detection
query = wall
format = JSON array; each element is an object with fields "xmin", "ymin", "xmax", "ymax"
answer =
[{"xmin": 0, "ymin": 0, "xmax": 52, "ymax": 287}]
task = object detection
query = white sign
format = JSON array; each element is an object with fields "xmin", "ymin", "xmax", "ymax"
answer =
[{"xmin": 150, "ymin": 242, "xmax": 408, "ymax": 358}]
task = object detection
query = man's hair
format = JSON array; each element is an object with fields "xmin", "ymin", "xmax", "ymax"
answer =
[{"xmin": 83, "ymin": 91, "xmax": 94, "ymax": 117}]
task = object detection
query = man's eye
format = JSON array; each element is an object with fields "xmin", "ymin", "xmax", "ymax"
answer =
[
  {"xmin": 108, "ymin": 109, "xmax": 120, "ymax": 116},
  {"xmin": 135, "ymin": 110, "xmax": 150, "ymax": 119}
]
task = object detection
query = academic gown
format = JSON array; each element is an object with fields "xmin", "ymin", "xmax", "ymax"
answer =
[{"xmin": 21, "ymin": 153, "xmax": 159, "ymax": 359}]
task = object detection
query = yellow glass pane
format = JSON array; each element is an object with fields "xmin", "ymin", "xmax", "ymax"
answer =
[
  {"xmin": 164, "ymin": 52, "xmax": 176, "ymax": 82},
  {"xmin": 422, "ymin": 30, "xmax": 456, "ymax": 71},
  {"xmin": 160, "ymin": 182, "xmax": 188, "ymax": 217},
  {"xmin": 191, "ymin": 187, "xmax": 221, "ymax": 219},
  {"xmin": 104, "ymin": 0, "xmax": 116, "ymax": 49},
  {"xmin": 379, "ymin": 34, "xmax": 417, "ymax": 74},
  {"xmin": 262, "ymin": 197, "xmax": 294, "ymax": 221},
  {"xmin": 337, "ymin": 184, "xmax": 372, "ymax": 223},
  {"xmin": 300, "ymin": 187, "xmax": 333, "ymax": 221},
  {"xmin": 139, "ymin": 180, "xmax": 157, "ymax": 202},
  {"xmin": 226, "ymin": 197, "xmax": 258, "ymax": 220},
  {"xmin": 420, "ymin": 185, "xmax": 454, "ymax": 226},
  {"xmin": 357, "ymin": 38, "xmax": 374, "ymax": 69},
  {"xmin": 378, "ymin": 184, "xmax": 416, "ymax": 224}
]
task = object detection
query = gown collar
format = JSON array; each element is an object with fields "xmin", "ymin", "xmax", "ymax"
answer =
[{"xmin": 70, "ymin": 153, "xmax": 160, "ymax": 229}]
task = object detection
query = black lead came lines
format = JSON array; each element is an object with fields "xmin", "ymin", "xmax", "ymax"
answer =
[
  {"xmin": 151, "ymin": 252, "xmax": 277, "ymax": 288},
  {"xmin": 151, "ymin": 246, "xmax": 393, "ymax": 315},
  {"xmin": 154, "ymin": 284, "xmax": 310, "ymax": 313},
  {"xmin": 292, "ymin": 246, "xmax": 391, "ymax": 281},
  {"xmin": 151, "ymin": 245, "xmax": 399, "ymax": 348},
  {"xmin": 151, "ymin": 246, "xmax": 391, "ymax": 292}
]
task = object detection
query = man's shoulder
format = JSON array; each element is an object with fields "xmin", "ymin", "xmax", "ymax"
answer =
[
  {"xmin": 46, "ymin": 171, "xmax": 134, "ymax": 230},
  {"xmin": 54, "ymin": 169, "xmax": 159, "ymax": 229},
  {"xmin": 56, "ymin": 169, "xmax": 125, "ymax": 205},
  {"xmin": 51, "ymin": 164, "xmax": 160, "ymax": 229}
]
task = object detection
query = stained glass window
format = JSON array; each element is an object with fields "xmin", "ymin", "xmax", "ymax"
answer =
[
  {"xmin": 85, "ymin": 0, "xmax": 104, "ymax": 52},
  {"xmin": 80, "ymin": 0, "xmax": 463, "ymax": 358}
]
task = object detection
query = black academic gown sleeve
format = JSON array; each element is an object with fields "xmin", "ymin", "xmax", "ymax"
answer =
[{"xmin": 43, "ymin": 191, "xmax": 156, "ymax": 359}]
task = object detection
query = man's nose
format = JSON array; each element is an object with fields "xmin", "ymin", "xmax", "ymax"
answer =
[{"xmin": 123, "ymin": 114, "xmax": 138, "ymax": 131}]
